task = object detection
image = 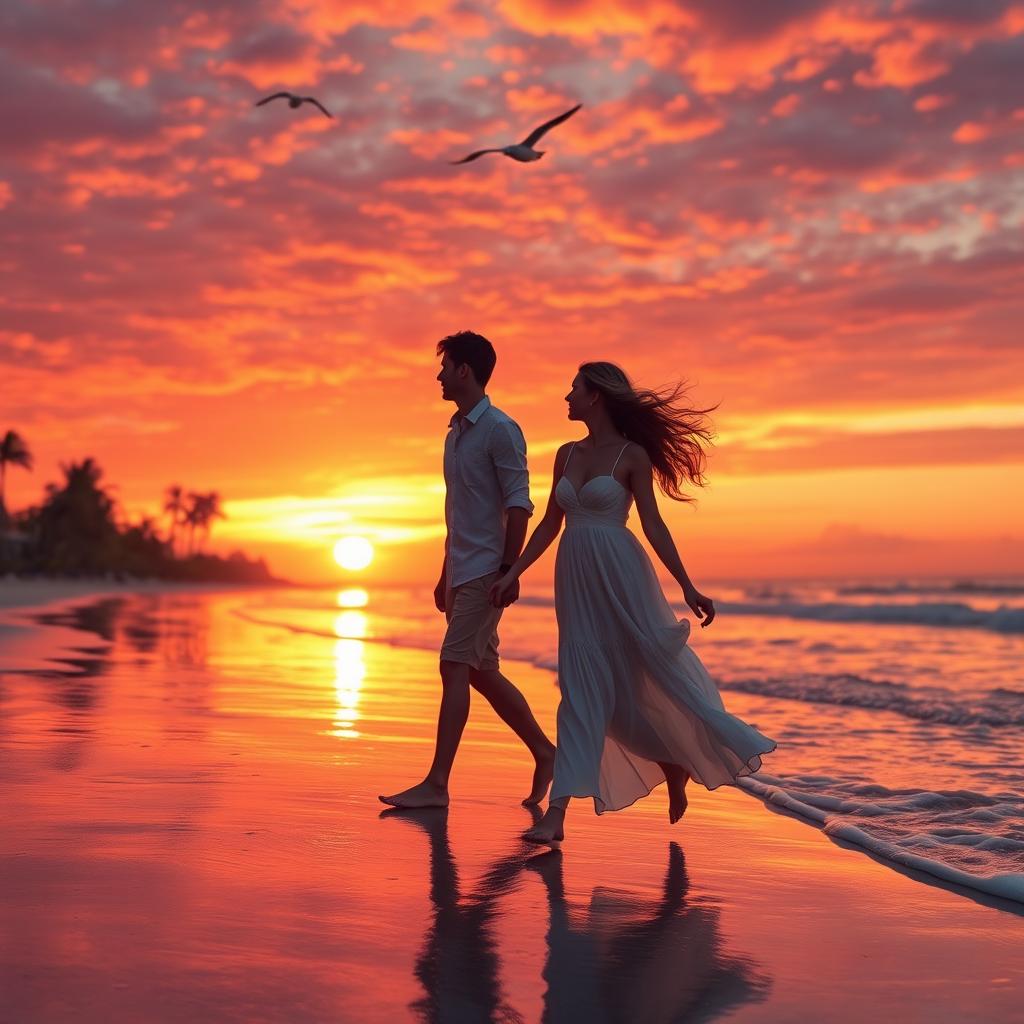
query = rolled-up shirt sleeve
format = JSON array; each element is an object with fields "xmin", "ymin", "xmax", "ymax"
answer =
[{"xmin": 489, "ymin": 421, "xmax": 534, "ymax": 514}]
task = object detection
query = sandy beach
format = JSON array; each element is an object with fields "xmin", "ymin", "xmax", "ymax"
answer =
[{"xmin": 1, "ymin": 583, "xmax": 1022, "ymax": 1023}]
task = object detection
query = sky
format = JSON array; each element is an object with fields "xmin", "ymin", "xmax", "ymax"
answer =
[{"xmin": 2, "ymin": 0, "xmax": 1023, "ymax": 585}]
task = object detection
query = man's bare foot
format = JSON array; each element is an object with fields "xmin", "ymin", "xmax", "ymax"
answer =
[
  {"xmin": 523, "ymin": 807, "xmax": 565, "ymax": 845},
  {"xmin": 378, "ymin": 780, "xmax": 449, "ymax": 809},
  {"xmin": 522, "ymin": 745, "xmax": 555, "ymax": 806}
]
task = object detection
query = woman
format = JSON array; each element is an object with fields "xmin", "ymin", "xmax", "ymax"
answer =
[{"xmin": 489, "ymin": 362, "xmax": 775, "ymax": 843}]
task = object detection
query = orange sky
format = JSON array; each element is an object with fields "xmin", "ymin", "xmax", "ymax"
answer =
[{"xmin": 3, "ymin": 0, "xmax": 1023, "ymax": 584}]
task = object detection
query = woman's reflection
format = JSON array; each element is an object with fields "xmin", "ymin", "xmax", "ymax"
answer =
[
  {"xmin": 382, "ymin": 808, "xmax": 769, "ymax": 1023},
  {"xmin": 527, "ymin": 844, "xmax": 770, "ymax": 1023}
]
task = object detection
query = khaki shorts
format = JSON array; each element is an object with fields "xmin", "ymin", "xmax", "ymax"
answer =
[{"xmin": 440, "ymin": 571, "xmax": 503, "ymax": 671}]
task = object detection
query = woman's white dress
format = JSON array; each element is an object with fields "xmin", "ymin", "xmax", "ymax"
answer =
[{"xmin": 551, "ymin": 449, "xmax": 776, "ymax": 813}]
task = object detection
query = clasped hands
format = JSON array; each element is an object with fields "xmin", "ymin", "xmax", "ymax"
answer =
[{"xmin": 489, "ymin": 572, "xmax": 520, "ymax": 608}]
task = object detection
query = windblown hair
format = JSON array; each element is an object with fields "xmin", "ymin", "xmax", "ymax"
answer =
[
  {"xmin": 436, "ymin": 330, "xmax": 497, "ymax": 386},
  {"xmin": 578, "ymin": 361, "xmax": 716, "ymax": 502}
]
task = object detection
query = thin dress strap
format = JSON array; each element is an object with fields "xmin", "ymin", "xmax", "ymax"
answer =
[
  {"xmin": 563, "ymin": 442, "xmax": 577, "ymax": 474},
  {"xmin": 611, "ymin": 442, "xmax": 629, "ymax": 474}
]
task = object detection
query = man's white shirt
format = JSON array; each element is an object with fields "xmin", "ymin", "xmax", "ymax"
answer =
[{"xmin": 443, "ymin": 395, "xmax": 534, "ymax": 588}]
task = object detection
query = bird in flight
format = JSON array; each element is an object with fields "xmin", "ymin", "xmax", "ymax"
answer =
[
  {"xmin": 254, "ymin": 92, "xmax": 333, "ymax": 119},
  {"xmin": 450, "ymin": 103, "xmax": 581, "ymax": 164}
]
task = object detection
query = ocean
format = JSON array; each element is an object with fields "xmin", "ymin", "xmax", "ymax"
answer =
[{"xmin": 236, "ymin": 577, "xmax": 1024, "ymax": 906}]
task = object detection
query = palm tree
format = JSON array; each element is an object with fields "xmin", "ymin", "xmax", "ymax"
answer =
[
  {"xmin": 184, "ymin": 494, "xmax": 200, "ymax": 556},
  {"xmin": 0, "ymin": 429, "xmax": 33, "ymax": 524},
  {"xmin": 184, "ymin": 491, "xmax": 226, "ymax": 555},
  {"xmin": 37, "ymin": 457, "xmax": 119, "ymax": 573},
  {"xmin": 163, "ymin": 484, "xmax": 186, "ymax": 557},
  {"xmin": 195, "ymin": 491, "xmax": 226, "ymax": 554},
  {"xmin": 199, "ymin": 492, "xmax": 226, "ymax": 552}
]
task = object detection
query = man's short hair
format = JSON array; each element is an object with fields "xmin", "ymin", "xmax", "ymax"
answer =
[{"xmin": 436, "ymin": 331, "xmax": 496, "ymax": 387}]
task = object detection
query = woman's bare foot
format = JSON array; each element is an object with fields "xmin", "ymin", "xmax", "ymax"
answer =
[
  {"xmin": 523, "ymin": 806, "xmax": 565, "ymax": 845},
  {"xmin": 662, "ymin": 765, "xmax": 690, "ymax": 825},
  {"xmin": 378, "ymin": 780, "xmax": 449, "ymax": 809},
  {"xmin": 522, "ymin": 745, "xmax": 556, "ymax": 806},
  {"xmin": 668, "ymin": 786, "xmax": 688, "ymax": 825}
]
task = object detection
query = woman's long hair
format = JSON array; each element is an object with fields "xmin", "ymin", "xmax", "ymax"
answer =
[{"xmin": 578, "ymin": 362, "xmax": 716, "ymax": 502}]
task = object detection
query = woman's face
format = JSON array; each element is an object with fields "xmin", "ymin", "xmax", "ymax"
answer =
[{"xmin": 565, "ymin": 374, "xmax": 593, "ymax": 421}]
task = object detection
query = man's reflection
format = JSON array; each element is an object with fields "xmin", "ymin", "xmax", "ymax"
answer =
[
  {"xmin": 380, "ymin": 807, "xmax": 525, "ymax": 1023},
  {"xmin": 382, "ymin": 809, "xmax": 769, "ymax": 1023}
]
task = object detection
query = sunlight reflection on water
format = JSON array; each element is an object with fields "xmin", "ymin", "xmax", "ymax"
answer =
[
  {"xmin": 336, "ymin": 587, "xmax": 369, "ymax": 609},
  {"xmin": 332, "ymin": 605, "xmax": 368, "ymax": 738}
]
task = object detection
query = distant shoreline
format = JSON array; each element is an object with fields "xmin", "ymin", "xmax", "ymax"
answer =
[{"xmin": 0, "ymin": 577, "xmax": 290, "ymax": 618}]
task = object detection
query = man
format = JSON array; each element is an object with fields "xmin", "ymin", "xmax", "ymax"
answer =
[{"xmin": 379, "ymin": 331, "xmax": 555, "ymax": 809}]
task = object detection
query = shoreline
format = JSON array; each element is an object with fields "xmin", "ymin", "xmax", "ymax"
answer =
[{"xmin": 0, "ymin": 576, "xmax": 285, "ymax": 614}]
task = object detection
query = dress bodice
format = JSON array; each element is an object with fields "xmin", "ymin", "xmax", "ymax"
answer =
[{"xmin": 556, "ymin": 475, "xmax": 633, "ymax": 528}]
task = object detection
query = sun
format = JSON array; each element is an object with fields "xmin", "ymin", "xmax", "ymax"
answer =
[{"xmin": 333, "ymin": 536, "xmax": 374, "ymax": 571}]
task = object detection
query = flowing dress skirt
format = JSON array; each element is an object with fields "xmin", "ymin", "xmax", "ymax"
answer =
[{"xmin": 551, "ymin": 523, "xmax": 776, "ymax": 813}]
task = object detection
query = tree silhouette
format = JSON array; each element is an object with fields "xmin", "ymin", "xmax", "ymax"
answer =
[
  {"xmin": 163, "ymin": 484, "xmax": 186, "ymax": 556},
  {"xmin": 0, "ymin": 429, "xmax": 33, "ymax": 525},
  {"xmin": 36, "ymin": 457, "xmax": 119, "ymax": 574},
  {"xmin": 0, "ymin": 456, "xmax": 270, "ymax": 582},
  {"xmin": 185, "ymin": 491, "xmax": 226, "ymax": 555},
  {"xmin": 119, "ymin": 516, "xmax": 169, "ymax": 575}
]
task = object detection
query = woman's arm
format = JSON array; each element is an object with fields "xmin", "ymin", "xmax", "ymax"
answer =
[
  {"xmin": 489, "ymin": 443, "xmax": 570, "ymax": 606},
  {"xmin": 628, "ymin": 446, "xmax": 716, "ymax": 627}
]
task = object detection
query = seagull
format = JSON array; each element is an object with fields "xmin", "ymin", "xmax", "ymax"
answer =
[
  {"xmin": 254, "ymin": 92, "xmax": 333, "ymax": 119},
  {"xmin": 450, "ymin": 103, "xmax": 581, "ymax": 164}
]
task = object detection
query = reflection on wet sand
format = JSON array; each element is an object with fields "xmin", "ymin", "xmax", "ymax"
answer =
[
  {"xmin": 530, "ymin": 845, "xmax": 770, "ymax": 1023},
  {"xmin": 383, "ymin": 808, "xmax": 528, "ymax": 1022},
  {"xmin": 27, "ymin": 594, "xmax": 212, "ymax": 677},
  {"xmin": 383, "ymin": 808, "xmax": 769, "ymax": 1023},
  {"xmin": 332, "ymin": 606, "xmax": 367, "ymax": 739}
]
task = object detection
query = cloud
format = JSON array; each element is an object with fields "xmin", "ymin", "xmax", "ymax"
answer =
[
  {"xmin": 2, "ymin": 0, "xmax": 1023, "ymax": 581},
  {"xmin": 716, "ymin": 424, "xmax": 1024, "ymax": 473}
]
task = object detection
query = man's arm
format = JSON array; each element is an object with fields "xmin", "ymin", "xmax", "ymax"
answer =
[
  {"xmin": 501, "ymin": 508, "xmax": 529, "ymax": 567},
  {"xmin": 490, "ymin": 421, "xmax": 534, "ymax": 604},
  {"xmin": 490, "ymin": 421, "xmax": 535, "ymax": 520},
  {"xmin": 489, "ymin": 444, "xmax": 570, "ymax": 607},
  {"xmin": 433, "ymin": 553, "xmax": 447, "ymax": 612}
]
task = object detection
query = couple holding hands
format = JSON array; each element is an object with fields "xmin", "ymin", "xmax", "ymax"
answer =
[{"xmin": 380, "ymin": 331, "xmax": 774, "ymax": 844}]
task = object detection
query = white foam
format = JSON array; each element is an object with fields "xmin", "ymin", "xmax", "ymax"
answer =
[{"xmin": 738, "ymin": 775, "xmax": 1024, "ymax": 905}]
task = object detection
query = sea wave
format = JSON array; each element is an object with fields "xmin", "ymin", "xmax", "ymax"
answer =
[
  {"xmin": 718, "ymin": 600, "xmax": 1024, "ymax": 633},
  {"xmin": 738, "ymin": 774, "xmax": 1024, "ymax": 906},
  {"xmin": 720, "ymin": 674, "xmax": 1024, "ymax": 728},
  {"xmin": 524, "ymin": 593, "xmax": 1024, "ymax": 633},
  {"xmin": 838, "ymin": 581, "xmax": 1024, "ymax": 598}
]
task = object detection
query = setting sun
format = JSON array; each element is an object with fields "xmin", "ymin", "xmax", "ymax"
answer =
[{"xmin": 333, "ymin": 536, "xmax": 374, "ymax": 571}]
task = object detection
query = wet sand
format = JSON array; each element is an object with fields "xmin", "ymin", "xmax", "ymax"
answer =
[{"xmin": 1, "ymin": 586, "xmax": 1022, "ymax": 1023}]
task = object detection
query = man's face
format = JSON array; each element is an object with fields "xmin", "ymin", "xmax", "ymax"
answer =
[{"xmin": 437, "ymin": 354, "xmax": 461, "ymax": 401}]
